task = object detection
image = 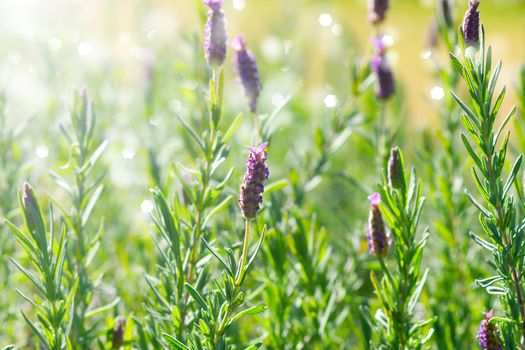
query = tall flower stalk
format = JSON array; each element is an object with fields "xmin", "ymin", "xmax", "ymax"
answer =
[
  {"xmin": 366, "ymin": 147, "xmax": 432, "ymax": 349},
  {"xmin": 141, "ymin": 2, "xmax": 246, "ymax": 345},
  {"xmin": 422, "ymin": 2, "xmax": 480, "ymax": 348},
  {"xmin": 450, "ymin": 7, "xmax": 525, "ymax": 347},
  {"xmin": 233, "ymin": 35, "xmax": 262, "ymax": 142},
  {"xmin": 162, "ymin": 142, "xmax": 269, "ymax": 349}
]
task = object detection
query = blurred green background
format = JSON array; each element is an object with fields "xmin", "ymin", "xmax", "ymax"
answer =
[{"xmin": 0, "ymin": 0, "xmax": 524, "ymax": 128}]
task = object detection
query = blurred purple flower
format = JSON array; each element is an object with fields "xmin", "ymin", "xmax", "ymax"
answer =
[
  {"xmin": 112, "ymin": 317, "xmax": 126, "ymax": 349},
  {"xmin": 367, "ymin": 193, "xmax": 391, "ymax": 257},
  {"xmin": 462, "ymin": 0, "xmax": 480, "ymax": 48},
  {"xmin": 371, "ymin": 37, "xmax": 395, "ymax": 100},
  {"xmin": 238, "ymin": 142, "xmax": 269, "ymax": 219},
  {"xmin": 204, "ymin": 0, "xmax": 227, "ymax": 66},
  {"xmin": 232, "ymin": 35, "xmax": 262, "ymax": 113},
  {"xmin": 478, "ymin": 310, "xmax": 503, "ymax": 350},
  {"xmin": 369, "ymin": 0, "xmax": 389, "ymax": 24}
]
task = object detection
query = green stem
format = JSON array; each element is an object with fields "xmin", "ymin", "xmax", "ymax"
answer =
[
  {"xmin": 214, "ymin": 219, "xmax": 251, "ymax": 346},
  {"xmin": 253, "ymin": 112, "xmax": 260, "ymax": 144},
  {"xmin": 236, "ymin": 219, "xmax": 251, "ymax": 286}
]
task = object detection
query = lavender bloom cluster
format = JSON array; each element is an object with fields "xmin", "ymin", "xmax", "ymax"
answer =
[
  {"xmin": 462, "ymin": 0, "xmax": 480, "ymax": 48},
  {"xmin": 367, "ymin": 193, "xmax": 391, "ymax": 257},
  {"xmin": 478, "ymin": 310, "xmax": 503, "ymax": 350},
  {"xmin": 368, "ymin": 0, "xmax": 389, "ymax": 25},
  {"xmin": 371, "ymin": 37, "xmax": 395, "ymax": 100},
  {"xmin": 238, "ymin": 142, "xmax": 269, "ymax": 219},
  {"xmin": 204, "ymin": 0, "xmax": 227, "ymax": 66},
  {"xmin": 233, "ymin": 35, "xmax": 262, "ymax": 113}
]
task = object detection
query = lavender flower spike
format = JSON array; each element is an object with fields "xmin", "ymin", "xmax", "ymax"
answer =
[
  {"xmin": 233, "ymin": 35, "xmax": 262, "ymax": 113},
  {"xmin": 367, "ymin": 193, "xmax": 391, "ymax": 257},
  {"xmin": 238, "ymin": 142, "xmax": 269, "ymax": 219},
  {"xmin": 204, "ymin": 0, "xmax": 227, "ymax": 66},
  {"xmin": 371, "ymin": 37, "xmax": 395, "ymax": 100},
  {"xmin": 478, "ymin": 310, "xmax": 503, "ymax": 350},
  {"xmin": 462, "ymin": 0, "xmax": 480, "ymax": 48},
  {"xmin": 368, "ymin": 0, "xmax": 389, "ymax": 25}
]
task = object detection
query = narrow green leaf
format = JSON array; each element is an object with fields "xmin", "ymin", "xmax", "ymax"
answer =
[
  {"xmin": 465, "ymin": 189, "xmax": 492, "ymax": 217},
  {"xmin": 503, "ymin": 155, "xmax": 522, "ymax": 198},
  {"xmin": 81, "ymin": 184, "xmax": 104, "ymax": 227},
  {"xmin": 162, "ymin": 334, "xmax": 190, "ymax": 350},
  {"xmin": 264, "ymin": 179, "xmax": 288, "ymax": 195},
  {"xmin": 175, "ymin": 113, "xmax": 205, "ymax": 151},
  {"xmin": 223, "ymin": 113, "xmax": 243, "ymax": 143},
  {"xmin": 201, "ymin": 238, "xmax": 233, "ymax": 277},
  {"xmin": 184, "ymin": 283, "xmax": 208, "ymax": 310},
  {"xmin": 203, "ymin": 195, "xmax": 233, "ymax": 226},
  {"xmin": 476, "ymin": 275, "xmax": 504, "ymax": 288},
  {"xmin": 469, "ymin": 231, "xmax": 496, "ymax": 251},
  {"xmin": 85, "ymin": 297, "xmax": 121, "ymax": 318},
  {"xmin": 228, "ymin": 304, "xmax": 267, "ymax": 326}
]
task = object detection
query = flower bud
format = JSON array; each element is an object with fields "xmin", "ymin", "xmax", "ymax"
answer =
[
  {"xmin": 232, "ymin": 35, "xmax": 262, "ymax": 113},
  {"xmin": 21, "ymin": 182, "xmax": 44, "ymax": 236},
  {"xmin": 367, "ymin": 193, "xmax": 391, "ymax": 257},
  {"xmin": 478, "ymin": 310, "xmax": 503, "ymax": 350},
  {"xmin": 388, "ymin": 147, "xmax": 405, "ymax": 192},
  {"xmin": 204, "ymin": 0, "xmax": 227, "ymax": 66},
  {"xmin": 462, "ymin": 0, "xmax": 480, "ymax": 48},
  {"xmin": 238, "ymin": 142, "xmax": 269, "ymax": 219}
]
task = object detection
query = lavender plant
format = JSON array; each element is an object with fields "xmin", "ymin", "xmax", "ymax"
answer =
[
  {"xmin": 364, "ymin": 147, "xmax": 432, "ymax": 349},
  {"xmin": 1, "ymin": 0, "xmax": 524, "ymax": 349},
  {"xmin": 139, "ymin": 2, "xmax": 255, "ymax": 346},
  {"xmin": 421, "ymin": 2, "xmax": 481, "ymax": 348},
  {"xmin": 450, "ymin": 3, "xmax": 525, "ymax": 347},
  {"xmin": 48, "ymin": 89, "xmax": 115, "ymax": 347},
  {"xmin": 157, "ymin": 142, "xmax": 268, "ymax": 350},
  {"xmin": 5, "ymin": 183, "xmax": 77, "ymax": 349}
]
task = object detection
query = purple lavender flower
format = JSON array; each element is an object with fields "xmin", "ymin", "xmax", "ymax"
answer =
[
  {"xmin": 367, "ymin": 193, "xmax": 391, "ymax": 257},
  {"xmin": 238, "ymin": 142, "xmax": 269, "ymax": 219},
  {"xmin": 462, "ymin": 0, "xmax": 480, "ymax": 48},
  {"xmin": 478, "ymin": 310, "xmax": 503, "ymax": 350},
  {"xmin": 370, "ymin": 37, "xmax": 395, "ymax": 100},
  {"xmin": 232, "ymin": 35, "xmax": 262, "ymax": 113},
  {"xmin": 368, "ymin": 0, "xmax": 389, "ymax": 25},
  {"xmin": 426, "ymin": 19, "xmax": 439, "ymax": 49},
  {"xmin": 204, "ymin": 0, "xmax": 227, "ymax": 66}
]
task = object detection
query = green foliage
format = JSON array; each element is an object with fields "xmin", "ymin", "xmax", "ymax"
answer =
[
  {"xmin": 451, "ymin": 26, "xmax": 525, "ymax": 348},
  {"xmin": 6, "ymin": 183, "xmax": 77, "ymax": 349},
  {"xmin": 0, "ymin": 1, "xmax": 525, "ymax": 349},
  {"xmin": 364, "ymin": 149, "xmax": 432, "ymax": 349}
]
